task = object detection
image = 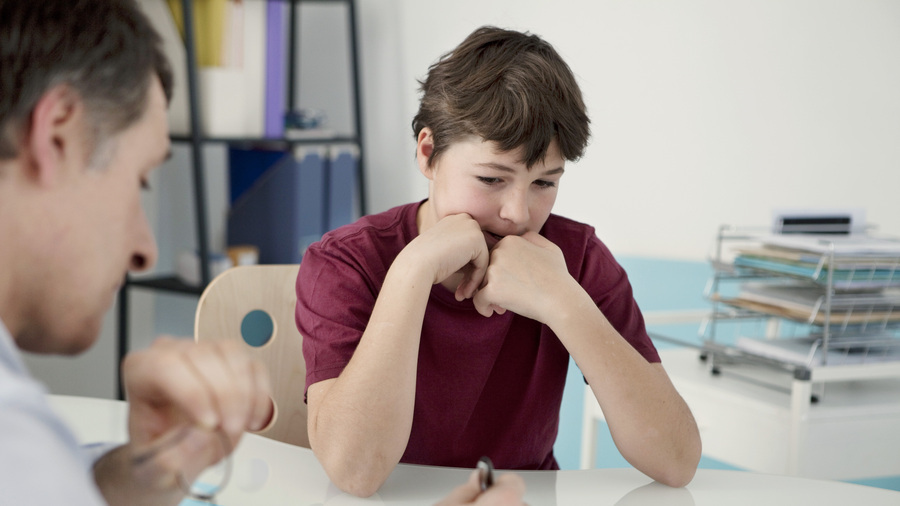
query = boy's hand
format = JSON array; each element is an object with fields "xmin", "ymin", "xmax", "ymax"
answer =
[
  {"xmin": 405, "ymin": 213, "xmax": 491, "ymax": 301},
  {"xmin": 472, "ymin": 231, "xmax": 578, "ymax": 321}
]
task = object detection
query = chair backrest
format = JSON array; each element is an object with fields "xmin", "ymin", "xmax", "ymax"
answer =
[{"xmin": 194, "ymin": 265, "xmax": 309, "ymax": 448}]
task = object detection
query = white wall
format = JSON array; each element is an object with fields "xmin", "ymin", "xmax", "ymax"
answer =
[{"xmin": 358, "ymin": 0, "xmax": 900, "ymax": 260}]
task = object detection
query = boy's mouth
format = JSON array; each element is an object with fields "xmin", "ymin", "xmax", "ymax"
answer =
[{"xmin": 484, "ymin": 230, "xmax": 505, "ymax": 248}]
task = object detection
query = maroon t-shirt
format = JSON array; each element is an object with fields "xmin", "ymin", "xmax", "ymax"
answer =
[{"xmin": 296, "ymin": 202, "xmax": 658, "ymax": 470}]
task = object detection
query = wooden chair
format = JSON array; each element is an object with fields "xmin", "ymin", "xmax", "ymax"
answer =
[{"xmin": 194, "ymin": 265, "xmax": 309, "ymax": 448}]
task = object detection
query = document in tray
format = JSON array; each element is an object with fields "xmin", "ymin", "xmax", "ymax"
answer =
[
  {"xmin": 735, "ymin": 245, "xmax": 900, "ymax": 267},
  {"xmin": 732, "ymin": 255, "xmax": 900, "ymax": 289},
  {"xmin": 760, "ymin": 234, "xmax": 900, "ymax": 256},
  {"xmin": 736, "ymin": 336, "xmax": 900, "ymax": 367},
  {"xmin": 738, "ymin": 282, "xmax": 900, "ymax": 309},
  {"xmin": 736, "ymin": 283, "xmax": 826, "ymax": 313}
]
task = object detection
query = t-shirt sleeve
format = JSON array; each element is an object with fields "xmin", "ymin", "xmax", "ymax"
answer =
[
  {"xmin": 581, "ymin": 235, "xmax": 661, "ymax": 364},
  {"xmin": 295, "ymin": 238, "xmax": 379, "ymax": 395}
]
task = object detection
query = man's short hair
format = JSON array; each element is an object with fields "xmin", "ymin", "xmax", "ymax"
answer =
[
  {"xmin": 412, "ymin": 26, "xmax": 590, "ymax": 168},
  {"xmin": 0, "ymin": 0, "xmax": 173, "ymax": 160}
]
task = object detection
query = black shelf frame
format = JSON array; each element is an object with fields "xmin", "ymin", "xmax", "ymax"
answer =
[
  {"xmin": 116, "ymin": 0, "xmax": 366, "ymax": 399},
  {"xmin": 170, "ymin": 134, "xmax": 362, "ymax": 146}
]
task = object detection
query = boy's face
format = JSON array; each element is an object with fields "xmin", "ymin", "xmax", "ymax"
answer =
[{"xmin": 417, "ymin": 129, "xmax": 565, "ymax": 246}]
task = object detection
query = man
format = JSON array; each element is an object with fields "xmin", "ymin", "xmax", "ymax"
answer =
[
  {"xmin": 0, "ymin": 1, "xmax": 523, "ymax": 504},
  {"xmin": 0, "ymin": 1, "xmax": 273, "ymax": 504}
]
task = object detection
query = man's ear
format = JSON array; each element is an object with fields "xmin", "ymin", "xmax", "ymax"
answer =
[
  {"xmin": 26, "ymin": 85, "xmax": 86, "ymax": 186},
  {"xmin": 416, "ymin": 127, "xmax": 435, "ymax": 179}
]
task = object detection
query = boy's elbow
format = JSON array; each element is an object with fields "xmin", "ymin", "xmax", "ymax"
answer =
[
  {"xmin": 654, "ymin": 442, "xmax": 701, "ymax": 488},
  {"xmin": 331, "ymin": 470, "xmax": 386, "ymax": 498},
  {"xmin": 655, "ymin": 464, "xmax": 697, "ymax": 488},
  {"xmin": 316, "ymin": 449, "xmax": 394, "ymax": 497}
]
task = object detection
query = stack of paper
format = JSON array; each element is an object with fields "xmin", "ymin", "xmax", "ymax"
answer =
[
  {"xmin": 761, "ymin": 234, "xmax": 900, "ymax": 256},
  {"xmin": 732, "ymin": 240, "xmax": 900, "ymax": 289},
  {"xmin": 736, "ymin": 335, "xmax": 900, "ymax": 367},
  {"xmin": 714, "ymin": 282, "xmax": 900, "ymax": 325}
]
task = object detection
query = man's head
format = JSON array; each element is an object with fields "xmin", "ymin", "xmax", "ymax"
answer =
[
  {"xmin": 0, "ymin": 0, "xmax": 172, "ymax": 354},
  {"xmin": 412, "ymin": 26, "xmax": 590, "ymax": 170},
  {"xmin": 0, "ymin": 0, "xmax": 173, "ymax": 163}
]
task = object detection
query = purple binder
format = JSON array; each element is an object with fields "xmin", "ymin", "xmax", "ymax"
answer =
[{"xmin": 264, "ymin": 0, "xmax": 288, "ymax": 138}]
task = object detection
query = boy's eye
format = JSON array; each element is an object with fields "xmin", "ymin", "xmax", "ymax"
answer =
[
  {"xmin": 477, "ymin": 176, "xmax": 501, "ymax": 185},
  {"xmin": 534, "ymin": 179, "xmax": 556, "ymax": 188}
]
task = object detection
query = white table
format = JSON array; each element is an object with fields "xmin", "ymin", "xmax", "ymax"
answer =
[
  {"xmin": 49, "ymin": 394, "xmax": 900, "ymax": 505},
  {"xmin": 583, "ymin": 348, "xmax": 900, "ymax": 480}
]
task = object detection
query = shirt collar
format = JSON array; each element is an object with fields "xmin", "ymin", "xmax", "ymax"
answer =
[{"xmin": 0, "ymin": 318, "xmax": 28, "ymax": 376}]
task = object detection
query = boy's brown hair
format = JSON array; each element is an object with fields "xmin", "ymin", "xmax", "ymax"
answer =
[{"xmin": 412, "ymin": 26, "xmax": 590, "ymax": 168}]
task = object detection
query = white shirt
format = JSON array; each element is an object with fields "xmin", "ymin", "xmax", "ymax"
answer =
[{"xmin": 0, "ymin": 319, "xmax": 106, "ymax": 505}]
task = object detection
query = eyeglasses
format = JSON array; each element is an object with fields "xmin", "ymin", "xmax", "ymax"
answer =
[{"xmin": 131, "ymin": 426, "xmax": 233, "ymax": 504}]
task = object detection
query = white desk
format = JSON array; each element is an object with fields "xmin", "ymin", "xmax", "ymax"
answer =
[
  {"xmin": 49, "ymin": 394, "xmax": 900, "ymax": 505},
  {"xmin": 583, "ymin": 348, "xmax": 900, "ymax": 480}
]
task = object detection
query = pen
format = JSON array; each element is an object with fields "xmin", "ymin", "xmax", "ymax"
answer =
[{"xmin": 477, "ymin": 456, "xmax": 494, "ymax": 492}]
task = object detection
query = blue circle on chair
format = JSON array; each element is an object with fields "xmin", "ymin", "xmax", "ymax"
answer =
[{"xmin": 241, "ymin": 310, "xmax": 274, "ymax": 347}]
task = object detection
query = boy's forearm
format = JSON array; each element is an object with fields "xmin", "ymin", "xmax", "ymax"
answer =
[
  {"xmin": 308, "ymin": 256, "xmax": 434, "ymax": 496},
  {"xmin": 552, "ymin": 301, "xmax": 702, "ymax": 487}
]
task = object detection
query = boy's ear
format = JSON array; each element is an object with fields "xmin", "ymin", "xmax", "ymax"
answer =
[
  {"xmin": 416, "ymin": 127, "xmax": 435, "ymax": 178},
  {"xmin": 25, "ymin": 85, "xmax": 86, "ymax": 186}
]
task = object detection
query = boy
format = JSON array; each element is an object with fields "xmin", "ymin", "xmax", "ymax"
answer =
[{"xmin": 297, "ymin": 26, "xmax": 701, "ymax": 497}]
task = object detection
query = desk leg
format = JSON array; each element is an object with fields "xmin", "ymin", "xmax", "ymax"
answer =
[
  {"xmin": 581, "ymin": 387, "xmax": 599, "ymax": 470},
  {"xmin": 788, "ymin": 378, "xmax": 813, "ymax": 475}
]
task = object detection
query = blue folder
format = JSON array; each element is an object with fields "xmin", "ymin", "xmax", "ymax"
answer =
[{"xmin": 227, "ymin": 147, "xmax": 327, "ymax": 264}]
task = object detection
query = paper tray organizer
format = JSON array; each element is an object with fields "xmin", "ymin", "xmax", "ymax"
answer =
[{"xmin": 699, "ymin": 224, "xmax": 900, "ymax": 387}]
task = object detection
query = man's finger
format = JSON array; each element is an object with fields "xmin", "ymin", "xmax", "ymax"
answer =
[
  {"xmin": 248, "ymin": 358, "xmax": 274, "ymax": 432},
  {"xmin": 124, "ymin": 340, "xmax": 220, "ymax": 434},
  {"xmin": 435, "ymin": 470, "xmax": 482, "ymax": 505},
  {"xmin": 476, "ymin": 473, "xmax": 526, "ymax": 504},
  {"xmin": 129, "ymin": 425, "xmax": 221, "ymax": 493}
]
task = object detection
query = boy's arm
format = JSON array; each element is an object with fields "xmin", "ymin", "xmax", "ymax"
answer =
[
  {"xmin": 307, "ymin": 213, "xmax": 490, "ymax": 497},
  {"xmin": 551, "ymin": 306, "xmax": 701, "ymax": 487},
  {"xmin": 473, "ymin": 232, "xmax": 701, "ymax": 487}
]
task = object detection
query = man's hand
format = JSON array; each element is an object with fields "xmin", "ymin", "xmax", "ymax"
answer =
[
  {"xmin": 436, "ymin": 471, "xmax": 527, "ymax": 506},
  {"xmin": 94, "ymin": 337, "xmax": 272, "ymax": 506}
]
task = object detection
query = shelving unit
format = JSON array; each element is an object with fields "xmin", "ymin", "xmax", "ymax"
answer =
[
  {"xmin": 698, "ymin": 225, "xmax": 900, "ymax": 474},
  {"xmin": 116, "ymin": 0, "xmax": 365, "ymax": 399}
]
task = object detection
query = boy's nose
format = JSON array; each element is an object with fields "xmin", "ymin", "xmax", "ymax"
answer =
[{"xmin": 499, "ymin": 188, "xmax": 530, "ymax": 226}]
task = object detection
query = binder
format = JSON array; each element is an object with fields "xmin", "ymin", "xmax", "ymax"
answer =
[
  {"xmin": 227, "ymin": 147, "xmax": 288, "ymax": 204},
  {"xmin": 159, "ymin": 0, "xmax": 266, "ymax": 137},
  {"xmin": 166, "ymin": 0, "xmax": 227, "ymax": 67},
  {"xmin": 243, "ymin": 0, "xmax": 266, "ymax": 137},
  {"xmin": 137, "ymin": 0, "xmax": 189, "ymax": 135},
  {"xmin": 227, "ymin": 147, "xmax": 327, "ymax": 264},
  {"xmin": 265, "ymin": 0, "xmax": 289, "ymax": 138},
  {"xmin": 327, "ymin": 144, "xmax": 361, "ymax": 230}
]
